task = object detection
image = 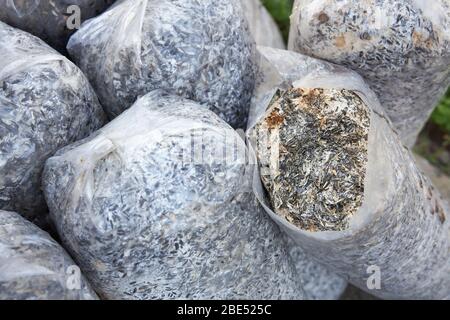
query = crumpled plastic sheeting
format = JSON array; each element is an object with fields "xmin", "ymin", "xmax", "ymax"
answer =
[
  {"xmin": 42, "ymin": 90, "xmax": 305, "ymax": 300},
  {"xmin": 67, "ymin": 0, "xmax": 258, "ymax": 129},
  {"xmin": 0, "ymin": 22, "xmax": 107, "ymax": 229},
  {"xmin": 289, "ymin": 0, "xmax": 450, "ymax": 147},
  {"xmin": 248, "ymin": 46, "xmax": 350, "ymax": 300},
  {"xmin": 241, "ymin": 0, "xmax": 285, "ymax": 49},
  {"xmin": 0, "ymin": 0, "xmax": 115, "ymax": 53},
  {"xmin": 0, "ymin": 210, "xmax": 98, "ymax": 300},
  {"xmin": 248, "ymin": 47, "xmax": 450, "ymax": 299}
]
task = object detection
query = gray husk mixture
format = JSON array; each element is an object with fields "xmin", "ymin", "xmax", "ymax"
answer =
[
  {"xmin": 0, "ymin": 210, "xmax": 98, "ymax": 300},
  {"xmin": 42, "ymin": 90, "xmax": 305, "ymax": 300},
  {"xmin": 289, "ymin": 0, "xmax": 450, "ymax": 147},
  {"xmin": 0, "ymin": 22, "xmax": 107, "ymax": 228},
  {"xmin": 67, "ymin": 0, "xmax": 257, "ymax": 129}
]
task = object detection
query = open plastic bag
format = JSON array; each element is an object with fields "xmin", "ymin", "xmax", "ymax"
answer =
[
  {"xmin": 42, "ymin": 90, "xmax": 304, "ymax": 300},
  {"xmin": 289, "ymin": 0, "xmax": 450, "ymax": 147},
  {"xmin": 247, "ymin": 46, "xmax": 450, "ymax": 299},
  {"xmin": 67, "ymin": 0, "xmax": 257, "ymax": 129},
  {"xmin": 0, "ymin": 0, "xmax": 115, "ymax": 53},
  {"xmin": 0, "ymin": 210, "xmax": 98, "ymax": 300},
  {"xmin": 0, "ymin": 22, "xmax": 107, "ymax": 229}
]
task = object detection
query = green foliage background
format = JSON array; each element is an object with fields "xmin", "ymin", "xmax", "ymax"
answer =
[
  {"xmin": 261, "ymin": 0, "xmax": 294, "ymax": 42},
  {"xmin": 262, "ymin": 0, "xmax": 450, "ymax": 172},
  {"xmin": 431, "ymin": 89, "xmax": 450, "ymax": 133}
]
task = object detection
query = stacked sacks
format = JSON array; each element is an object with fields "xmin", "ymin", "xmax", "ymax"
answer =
[
  {"xmin": 67, "ymin": 0, "xmax": 258, "ymax": 129},
  {"xmin": 0, "ymin": 0, "xmax": 116, "ymax": 53},
  {"xmin": 0, "ymin": 210, "xmax": 97, "ymax": 300},
  {"xmin": 0, "ymin": 22, "xmax": 107, "ymax": 228},
  {"xmin": 42, "ymin": 90, "xmax": 304, "ymax": 299}
]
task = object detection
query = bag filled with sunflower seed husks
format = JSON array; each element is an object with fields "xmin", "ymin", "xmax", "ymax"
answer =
[
  {"xmin": 0, "ymin": 210, "xmax": 98, "ymax": 300},
  {"xmin": 248, "ymin": 46, "xmax": 450, "ymax": 300},
  {"xmin": 0, "ymin": 22, "xmax": 107, "ymax": 229},
  {"xmin": 42, "ymin": 90, "xmax": 306, "ymax": 300},
  {"xmin": 288, "ymin": 0, "xmax": 450, "ymax": 147},
  {"xmin": 67, "ymin": 0, "xmax": 258, "ymax": 130}
]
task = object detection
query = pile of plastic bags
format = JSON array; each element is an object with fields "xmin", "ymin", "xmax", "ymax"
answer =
[{"xmin": 1, "ymin": 0, "xmax": 449, "ymax": 300}]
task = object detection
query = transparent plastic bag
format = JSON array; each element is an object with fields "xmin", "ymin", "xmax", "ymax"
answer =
[
  {"xmin": 289, "ymin": 0, "xmax": 450, "ymax": 147},
  {"xmin": 0, "ymin": 22, "xmax": 107, "ymax": 229},
  {"xmin": 284, "ymin": 236, "xmax": 347, "ymax": 300},
  {"xmin": 0, "ymin": 0, "xmax": 115, "ymax": 53},
  {"xmin": 67, "ymin": 0, "xmax": 258, "ymax": 129},
  {"xmin": 0, "ymin": 210, "xmax": 98, "ymax": 300},
  {"xmin": 241, "ymin": 0, "xmax": 285, "ymax": 49},
  {"xmin": 42, "ymin": 90, "xmax": 305, "ymax": 300},
  {"xmin": 248, "ymin": 46, "xmax": 450, "ymax": 299}
]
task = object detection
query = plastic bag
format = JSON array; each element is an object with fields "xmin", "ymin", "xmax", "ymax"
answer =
[
  {"xmin": 0, "ymin": 22, "xmax": 107, "ymax": 229},
  {"xmin": 247, "ymin": 46, "xmax": 450, "ymax": 299},
  {"xmin": 284, "ymin": 236, "xmax": 347, "ymax": 300},
  {"xmin": 248, "ymin": 46, "xmax": 352, "ymax": 300},
  {"xmin": 241, "ymin": 0, "xmax": 285, "ymax": 49},
  {"xmin": 42, "ymin": 90, "xmax": 304, "ymax": 300},
  {"xmin": 289, "ymin": 0, "xmax": 450, "ymax": 147},
  {"xmin": 67, "ymin": 0, "xmax": 258, "ymax": 129},
  {"xmin": 0, "ymin": 0, "xmax": 115, "ymax": 53},
  {"xmin": 0, "ymin": 210, "xmax": 98, "ymax": 300}
]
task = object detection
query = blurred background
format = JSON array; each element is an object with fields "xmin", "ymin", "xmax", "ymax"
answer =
[{"xmin": 262, "ymin": 0, "xmax": 450, "ymax": 176}]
